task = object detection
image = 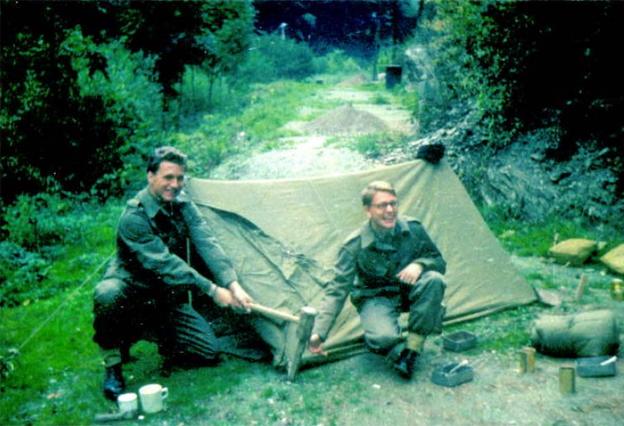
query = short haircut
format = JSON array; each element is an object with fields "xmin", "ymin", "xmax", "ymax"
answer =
[
  {"xmin": 146, "ymin": 146, "xmax": 187, "ymax": 173},
  {"xmin": 361, "ymin": 180, "xmax": 396, "ymax": 206}
]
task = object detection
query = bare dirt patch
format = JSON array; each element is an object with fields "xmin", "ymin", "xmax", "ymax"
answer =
[
  {"xmin": 209, "ymin": 135, "xmax": 375, "ymax": 180},
  {"xmin": 302, "ymin": 104, "xmax": 389, "ymax": 135}
]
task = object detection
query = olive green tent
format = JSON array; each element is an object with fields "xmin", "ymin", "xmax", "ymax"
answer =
[{"xmin": 186, "ymin": 159, "xmax": 538, "ymax": 368}]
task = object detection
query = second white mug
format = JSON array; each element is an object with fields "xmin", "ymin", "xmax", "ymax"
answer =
[{"xmin": 117, "ymin": 392, "xmax": 138, "ymax": 415}]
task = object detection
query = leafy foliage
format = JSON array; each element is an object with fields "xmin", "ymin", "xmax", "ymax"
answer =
[
  {"xmin": 60, "ymin": 28, "xmax": 166, "ymax": 196},
  {"xmin": 0, "ymin": 25, "xmax": 118, "ymax": 200},
  {"xmin": 426, "ymin": 0, "xmax": 624, "ymax": 173},
  {"xmin": 196, "ymin": 1, "xmax": 255, "ymax": 91},
  {"xmin": 2, "ymin": 192, "xmax": 72, "ymax": 251},
  {"xmin": 0, "ymin": 242, "xmax": 50, "ymax": 308},
  {"xmin": 0, "ymin": 192, "xmax": 120, "ymax": 307},
  {"xmin": 313, "ymin": 49, "xmax": 363, "ymax": 78},
  {"xmin": 0, "ymin": 0, "xmax": 255, "ymax": 204},
  {"xmin": 237, "ymin": 33, "xmax": 317, "ymax": 82}
]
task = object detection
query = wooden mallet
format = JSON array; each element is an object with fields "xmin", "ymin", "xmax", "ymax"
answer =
[{"xmin": 248, "ymin": 303, "xmax": 317, "ymax": 380}]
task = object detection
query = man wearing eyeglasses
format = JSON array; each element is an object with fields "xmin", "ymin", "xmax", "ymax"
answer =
[
  {"xmin": 92, "ymin": 146, "xmax": 253, "ymax": 400},
  {"xmin": 309, "ymin": 180, "xmax": 447, "ymax": 379}
]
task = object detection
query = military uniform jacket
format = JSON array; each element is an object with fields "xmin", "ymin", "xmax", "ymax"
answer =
[
  {"xmin": 313, "ymin": 217, "xmax": 446, "ymax": 340},
  {"xmin": 102, "ymin": 188, "xmax": 237, "ymax": 296}
]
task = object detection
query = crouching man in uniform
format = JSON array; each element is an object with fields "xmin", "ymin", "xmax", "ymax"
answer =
[
  {"xmin": 93, "ymin": 146, "xmax": 252, "ymax": 400},
  {"xmin": 309, "ymin": 181, "xmax": 446, "ymax": 378}
]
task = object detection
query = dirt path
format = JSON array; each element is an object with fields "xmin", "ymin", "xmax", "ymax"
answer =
[{"xmin": 209, "ymin": 82, "xmax": 414, "ymax": 180}]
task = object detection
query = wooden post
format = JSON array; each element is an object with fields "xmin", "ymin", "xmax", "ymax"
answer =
[
  {"xmin": 575, "ymin": 274, "xmax": 588, "ymax": 302},
  {"xmin": 287, "ymin": 306, "xmax": 318, "ymax": 381}
]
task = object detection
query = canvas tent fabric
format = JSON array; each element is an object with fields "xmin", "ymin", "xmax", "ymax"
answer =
[{"xmin": 186, "ymin": 159, "xmax": 538, "ymax": 368}]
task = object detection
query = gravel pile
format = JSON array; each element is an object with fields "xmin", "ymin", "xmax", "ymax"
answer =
[{"xmin": 302, "ymin": 104, "xmax": 389, "ymax": 135}]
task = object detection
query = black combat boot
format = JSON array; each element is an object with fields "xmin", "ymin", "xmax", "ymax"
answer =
[
  {"xmin": 393, "ymin": 349, "xmax": 419, "ymax": 379},
  {"xmin": 103, "ymin": 363, "xmax": 125, "ymax": 401}
]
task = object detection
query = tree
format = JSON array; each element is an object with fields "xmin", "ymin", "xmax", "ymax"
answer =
[
  {"xmin": 0, "ymin": 0, "xmax": 256, "ymax": 203},
  {"xmin": 195, "ymin": 0, "xmax": 255, "ymax": 104}
]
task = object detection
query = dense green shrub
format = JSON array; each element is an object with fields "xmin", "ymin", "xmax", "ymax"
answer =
[
  {"xmin": 426, "ymin": 0, "xmax": 624, "ymax": 173},
  {"xmin": 0, "ymin": 242, "xmax": 50, "ymax": 307},
  {"xmin": 237, "ymin": 33, "xmax": 316, "ymax": 82},
  {"xmin": 1, "ymin": 1, "xmax": 256, "ymax": 203},
  {"xmin": 0, "ymin": 193, "xmax": 120, "ymax": 307},
  {"xmin": 62, "ymin": 28, "xmax": 167, "ymax": 197},
  {"xmin": 423, "ymin": 0, "xmax": 517, "ymax": 145},
  {"xmin": 313, "ymin": 49, "xmax": 362, "ymax": 77},
  {"xmin": 2, "ymin": 193, "xmax": 73, "ymax": 251}
]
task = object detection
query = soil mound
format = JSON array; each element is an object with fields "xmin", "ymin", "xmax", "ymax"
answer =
[{"xmin": 303, "ymin": 104, "xmax": 388, "ymax": 135}]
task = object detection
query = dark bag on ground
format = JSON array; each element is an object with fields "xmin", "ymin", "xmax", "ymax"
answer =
[{"xmin": 530, "ymin": 309, "xmax": 620, "ymax": 357}]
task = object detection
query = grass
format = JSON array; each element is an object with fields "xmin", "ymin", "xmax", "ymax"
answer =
[
  {"xmin": 2, "ymin": 206, "xmax": 619, "ymax": 424},
  {"xmin": 342, "ymin": 131, "xmax": 410, "ymax": 158},
  {"xmin": 174, "ymin": 80, "xmax": 327, "ymax": 176},
  {"xmin": 481, "ymin": 205, "xmax": 623, "ymax": 257}
]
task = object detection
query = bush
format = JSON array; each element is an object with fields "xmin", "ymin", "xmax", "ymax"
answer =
[
  {"xmin": 237, "ymin": 33, "xmax": 316, "ymax": 82},
  {"xmin": 0, "ymin": 193, "xmax": 120, "ymax": 307},
  {"xmin": 314, "ymin": 49, "xmax": 362, "ymax": 77},
  {"xmin": 2, "ymin": 192, "xmax": 73, "ymax": 251},
  {"xmin": 0, "ymin": 242, "xmax": 50, "ymax": 307},
  {"xmin": 63, "ymin": 29, "xmax": 167, "ymax": 197}
]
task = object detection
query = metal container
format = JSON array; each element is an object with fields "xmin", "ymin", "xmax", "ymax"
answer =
[
  {"xmin": 576, "ymin": 356, "xmax": 617, "ymax": 377},
  {"xmin": 611, "ymin": 278, "xmax": 623, "ymax": 301},
  {"xmin": 559, "ymin": 365, "xmax": 576, "ymax": 395},
  {"xmin": 431, "ymin": 362, "xmax": 474, "ymax": 387},
  {"xmin": 442, "ymin": 331, "xmax": 477, "ymax": 352}
]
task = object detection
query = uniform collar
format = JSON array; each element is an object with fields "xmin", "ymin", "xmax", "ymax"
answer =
[
  {"xmin": 137, "ymin": 188, "xmax": 188, "ymax": 219},
  {"xmin": 360, "ymin": 217, "xmax": 411, "ymax": 248}
]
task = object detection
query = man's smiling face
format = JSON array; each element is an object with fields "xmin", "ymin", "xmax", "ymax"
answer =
[
  {"xmin": 366, "ymin": 190, "xmax": 398, "ymax": 231},
  {"xmin": 148, "ymin": 161, "xmax": 185, "ymax": 202}
]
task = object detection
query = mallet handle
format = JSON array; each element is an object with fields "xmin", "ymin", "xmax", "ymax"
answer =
[{"xmin": 249, "ymin": 302, "xmax": 299, "ymax": 323}]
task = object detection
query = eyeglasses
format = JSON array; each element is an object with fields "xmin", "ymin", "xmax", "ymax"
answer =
[{"xmin": 371, "ymin": 200, "xmax": 398, "ymax": 210}]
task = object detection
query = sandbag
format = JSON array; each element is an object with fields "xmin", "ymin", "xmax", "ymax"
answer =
[
  {"xmin": 548, "ymin": 238, "xmax": 597, "ymax": 266},
  {"xmin": 600, "ymin": 243, "xmax": 624, "ymax": 275},
  {"xmin": 530, "ymin": 309, "xmax": 620, "ymax": 357}
]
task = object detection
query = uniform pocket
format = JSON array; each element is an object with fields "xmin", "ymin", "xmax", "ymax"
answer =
[{"xmin": 357, "ymin": 250, "xmax": 389, "ymax": 278}]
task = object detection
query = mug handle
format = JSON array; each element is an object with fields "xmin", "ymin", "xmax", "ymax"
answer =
[{"xmin": 161, "ymin": 387, "xmax": 169, "ymax": 401}]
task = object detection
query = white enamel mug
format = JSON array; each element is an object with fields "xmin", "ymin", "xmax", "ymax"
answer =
[
  {"xmin": 138, "ymin": 384, "xmax": 168, "ymax": 414},
  {"xmin": 117, "ymin": 392, "xmax": 138, "ymax": 415}
]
